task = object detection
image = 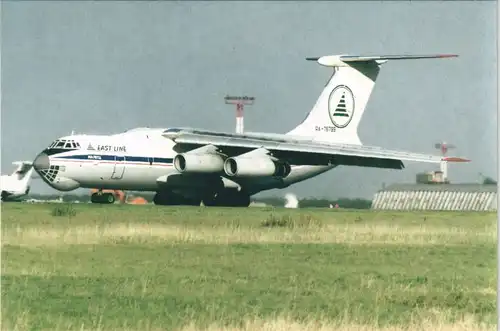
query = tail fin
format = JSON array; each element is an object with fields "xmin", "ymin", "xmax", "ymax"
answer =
[
  {"xmin": 287, "ymin": 54, "xmax": 458, "ymax": 145},
  {"xmin": 11, "ymin": 161, "xmax": 34, "ymax": 182}
]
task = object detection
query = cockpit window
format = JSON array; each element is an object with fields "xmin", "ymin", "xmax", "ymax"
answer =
[
  {"xmin": 47, "ymin": 139, "xmax": 81, "ymax": 151},
  {"xmin": 163, "ymin": 128, "xmax": 182, "ymax": 133},
  {"xmin": 64, "ymin": 141, "xmax": 79, "ymax": 149}
]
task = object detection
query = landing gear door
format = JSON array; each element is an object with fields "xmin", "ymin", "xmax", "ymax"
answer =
[{"xmin": 111, "ymin": 155, "xmax": 125, "ymax": 179}]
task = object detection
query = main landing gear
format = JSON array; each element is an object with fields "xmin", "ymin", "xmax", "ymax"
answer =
[
  {"xmin": 153, "ymin": 189, "xmax": 251, "ymax": 207},
  {"xmin": 153, "ymin": 190, "xmax": 201, "ymax": 206},
  {"xmin": 202, "ymin": 190, "xmax": 251, "ymax": 207}
]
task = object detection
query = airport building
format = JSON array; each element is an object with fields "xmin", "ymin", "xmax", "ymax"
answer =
[{"xmin": 371, "ymin": 170, "xmax": 497, "ymax": 212}]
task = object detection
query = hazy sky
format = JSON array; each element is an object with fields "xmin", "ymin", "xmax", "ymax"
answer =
[{"xmin": 1, "ymin": 1, "xmax": 497, "ymax": 199}]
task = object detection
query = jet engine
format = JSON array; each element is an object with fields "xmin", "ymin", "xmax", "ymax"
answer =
[
  {"xmin": 224, "ymin": 156, "xmax": 291, "ymax": 178},
  {"xmin": 174, "ymin": 153, "xmax": 225, "ymax": 174}
]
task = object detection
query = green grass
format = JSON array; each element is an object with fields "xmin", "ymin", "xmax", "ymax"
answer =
[{"xmin": 1, "ymin": 203, "xmax": 497, "ymax": 331}]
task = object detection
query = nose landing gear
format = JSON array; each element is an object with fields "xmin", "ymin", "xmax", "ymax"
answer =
[{"xmin": 90, "ymin": 191, "xmax": 116, "ymax": 204}]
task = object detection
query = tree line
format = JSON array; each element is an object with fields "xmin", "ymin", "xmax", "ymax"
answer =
[
  {"xmin": 25, "ymin": 175, "xmax": 497, "ymax": 209},
  {"xmin": 25, "ymin": 193, "xmax": 373, "ymax": 209}
]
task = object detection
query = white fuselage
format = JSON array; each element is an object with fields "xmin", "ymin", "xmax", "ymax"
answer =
[
  {"xmin": 34, "ymin": 128, "xmax": 335, "ymax": 195},
  {"xmin": 30, "ymin": 53, "xmax": 460, "ymax": 200},
  {"xmin": 0, "ymin": 170, "xmax": 33, "ymax": 201}
]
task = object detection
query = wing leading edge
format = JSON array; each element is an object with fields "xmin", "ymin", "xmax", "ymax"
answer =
[{"xmin": 165, "ymin": 130, "xmax": 469, "ymax": 170}]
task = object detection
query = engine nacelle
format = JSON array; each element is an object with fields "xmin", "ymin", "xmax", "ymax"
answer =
[
  {"xmin": 174, "ymin": 153, "xmax": 225, "ymax": 174},
  {"xmin": 224, "ymin": 156, "xmax": 291, "ymax": 178},
  {"xmin": 274, "ymin": 162, "xmax": 292, "ymax": 178}
]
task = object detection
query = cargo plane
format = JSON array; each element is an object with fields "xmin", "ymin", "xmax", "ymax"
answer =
[
  {"xmin": 1, "ymin": 161, "xmax": 35, "ymax": 201},
  {"xmin": 32, "ymin": 53, "xmax": 468, "ymax": 206}
]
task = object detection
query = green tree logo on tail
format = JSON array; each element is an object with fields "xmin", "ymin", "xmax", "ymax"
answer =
[{"xmin": 328, "ymin": 85, "xmax": 355, "ymax": 128}]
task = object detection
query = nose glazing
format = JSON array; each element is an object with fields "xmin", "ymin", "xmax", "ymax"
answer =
[{"xmin": 33, "ymin": 152, "xmax": 50, "ymax": 172}]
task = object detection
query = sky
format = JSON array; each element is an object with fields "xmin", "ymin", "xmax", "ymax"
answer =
[{"xmin": 1, "ymin": 1, "xmax": 497, "ymax": 199}]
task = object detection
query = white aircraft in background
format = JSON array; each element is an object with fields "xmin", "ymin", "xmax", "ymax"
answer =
[
  {"xmin": 32, "ymin": 53, "xmax": 468, "ymax": 207},
  {"xmin": 1, "ymin": 161, "xmax": 35, "ymax": 201}
]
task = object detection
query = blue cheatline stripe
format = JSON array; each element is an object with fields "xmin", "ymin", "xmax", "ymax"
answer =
[{"xmin": 54, "ymin": 154, "xmax": 173, "ymax": 164}]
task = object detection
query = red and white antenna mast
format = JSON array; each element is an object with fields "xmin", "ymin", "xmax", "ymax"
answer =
[
  {"xmin": 225, "ymin": 96, "xmax": 255, "ymax": 134},
  {"xmin": 434, "ymin": 141, "xmax": 456, "ymax": 182}
]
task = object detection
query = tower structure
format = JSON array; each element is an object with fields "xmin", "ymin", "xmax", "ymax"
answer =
[
  {"xmin": 224, "ymin": 96, "xmax": 255, "ymax": 134},
  {"xmin": 434, "ymin": 141, "xmax": 456, "ymax": 181}
]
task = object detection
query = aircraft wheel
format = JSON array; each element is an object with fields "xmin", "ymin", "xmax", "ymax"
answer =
[
  {"xmin": 184, "ymin": 198, "xmax": 202, "ymax": 206},
  {"xmin": 154, "ymin": 191, "xmax": 200, "ymax": 206},
  {"xmin": 202, "ymin": 190, "xmax": 250, "ymax": 207},
  {"xmin": 91, "ymin": 192, "xmax": 115, "ymax": 204},
  {"xmin": 153, "ymin": 191, "xmax": 179, "ymax": 205},
  {"xmin": 153, "ymin": 192, "xmax": 168, "ymax": 205},
  {"xmin": 228, "ymin": 191, "xmax": 250, "ymax": 207},
  {"xmin": 202, "ymin": 192, "xmax": 219, "ymax": 206},
  {"xmin": 90, "ymin": 193, "xmax": 102, "ymax": 204},
  {"xmin": 234, "ymin": 193, "xmax": 251, "ymax": 207},
  {"xmin": 104, "ymin": 193, "xmax": 115, "ymax": 204}
]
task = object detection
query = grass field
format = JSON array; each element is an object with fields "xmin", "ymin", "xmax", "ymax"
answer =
[{"xmin": 1, "ymin": 203, "xmax": 497, "ymax": 331}]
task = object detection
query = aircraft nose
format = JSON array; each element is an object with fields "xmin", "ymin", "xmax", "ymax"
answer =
[{"xmin": 33, "ymin": 152, "xmax": 50, "ymax": 172}]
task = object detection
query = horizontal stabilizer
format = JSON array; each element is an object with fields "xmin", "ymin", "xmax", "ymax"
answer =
[
  {"xmin": 340, "ymin": 54, "xmax": 457, "ymax": 62},
  {"xmin": 306, "ymin": 54, "xmax": 458, "ymax": 67},
  {"xmin": 13, "ymin": 161, "xmax": 33, "ymax": 166}
]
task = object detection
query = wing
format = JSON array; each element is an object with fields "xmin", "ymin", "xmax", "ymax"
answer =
[{"xmin": 164, "ymin": 129, "xmax": 469, "ymax": 170}]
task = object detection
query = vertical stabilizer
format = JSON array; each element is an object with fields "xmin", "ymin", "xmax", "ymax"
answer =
[
  {"xmin": 1, "ymin": 161, "xmax": 34, "ymax": 200},
  {"xmin": 287, "ymin": 54, "xmax": 457, "ymax": 145},
  {"xmin": 11, "ymin": 161, "xmax": 34, "ymax": 186}
]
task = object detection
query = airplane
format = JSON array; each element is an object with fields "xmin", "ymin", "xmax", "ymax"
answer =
[
  {"xmin": 1, "ymin": 161, "xmax": 35, "ymax": 202},
  {"xmin": 31, "ymin": 53, "xmax": 469, "ymax": 207}
]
